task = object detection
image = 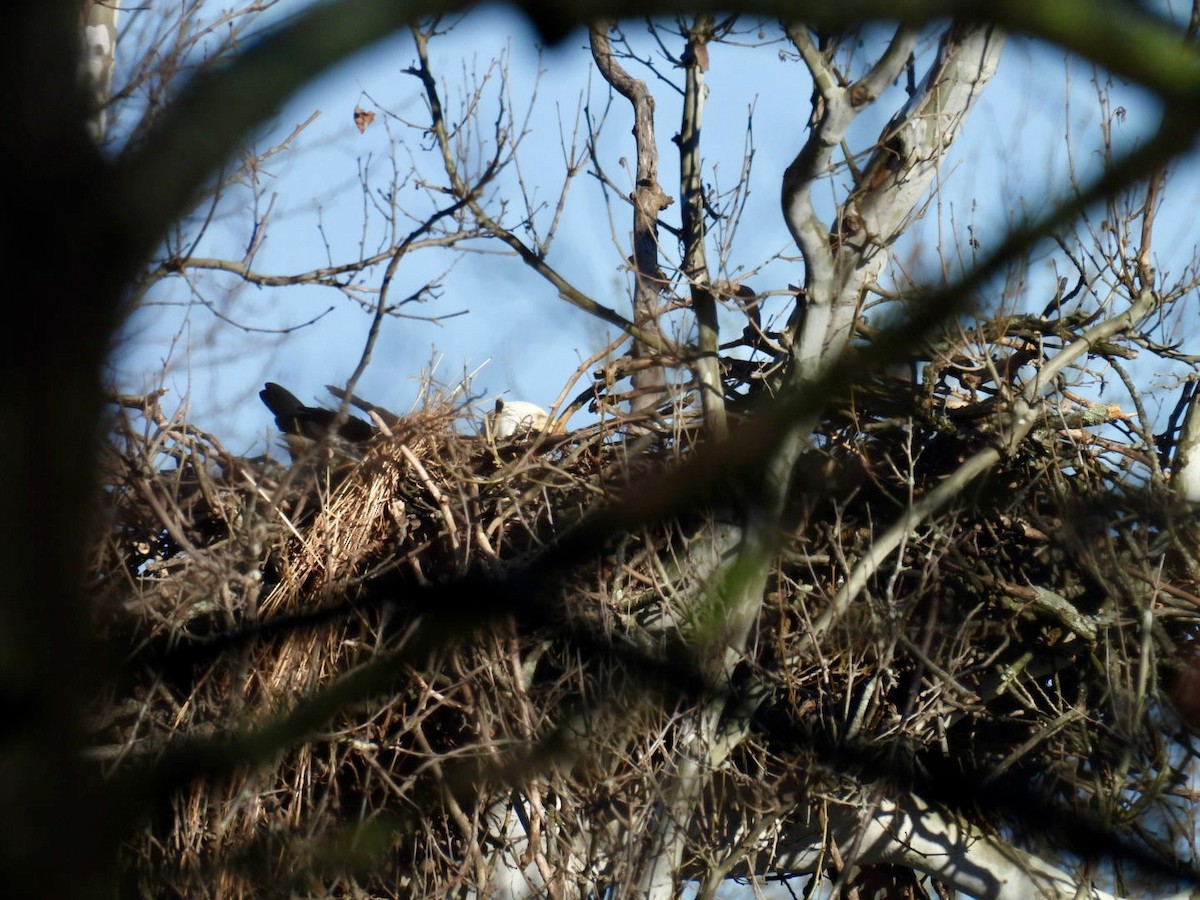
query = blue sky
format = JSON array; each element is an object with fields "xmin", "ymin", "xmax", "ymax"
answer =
[{"xmin": 111, "ymin": 3, "xmax": 1196, "ymax": 458}]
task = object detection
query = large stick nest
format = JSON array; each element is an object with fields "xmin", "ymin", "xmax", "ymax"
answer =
[{"xmin": 90, "ymin": 345, "xmax": 1200, "ymax": 897}]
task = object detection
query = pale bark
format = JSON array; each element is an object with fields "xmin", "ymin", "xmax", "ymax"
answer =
[
  {"xmin": 590, "ymin": 23, "xmax": 671, "ymax": 416},
  {"xmin": 678, "ymin": 17, "xmax": 727, "ymax": 438},
  {"xmin": 480, "ymin": 781, "xmax": 1198, "ymax": 900},
  {"xmin": 80, "ymin": 0, "xmax": 120, "ymax": 142},
  {"xmin": 625, "ymin": 23, "xmax": 1009, "ymax": 899},
  {"xmin": 766, "ymin": 793, "xmax": 1198, "ymax": 900},
  {"xmin": 1174, "ymin": 383, "xmax": 1200, "ymax": 504},
  {"xmin": 784, "ymin": 23, "xmax": 1002, "ymax": 379}
]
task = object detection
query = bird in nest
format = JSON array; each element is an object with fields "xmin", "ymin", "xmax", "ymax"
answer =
[
  {"xmin": 260, "ymin": 383, "xmax": 552, "ymax": 453},
  {"xmin": 259, "ymin": 382, "xmax": 381, "ymax": 462},
  {"xmin": 259, "ymin": 383, "xmax": 376, "ymax": 441},
  {"xmin": 489, "ymin": 397, "xmax": 551, "ymax": 439}
]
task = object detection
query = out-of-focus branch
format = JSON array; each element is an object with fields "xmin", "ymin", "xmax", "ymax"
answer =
[
  {"xmin": 590, "ymin": 22, "xmax": 672, "ymax": 413},
  {"xmin": 504, "ymin": 0, "xmax": 1200, "ymax": 109}
]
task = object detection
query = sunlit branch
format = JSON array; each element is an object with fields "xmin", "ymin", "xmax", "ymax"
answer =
[
  {"xmin": 678, "ymin": 16, "xmax": 727, "ymax": 437},
  {"xmin": 409, "ymin": 23, "xmax": 679, "ymax": 357},
  {"xmin": 590, "ymin": 21, "xmax": 673, "ymax": 412}
]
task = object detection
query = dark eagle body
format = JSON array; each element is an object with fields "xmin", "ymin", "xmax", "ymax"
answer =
[{"xmin": 259, "ymin": 382, "xmax": 376, "ymax": 444}]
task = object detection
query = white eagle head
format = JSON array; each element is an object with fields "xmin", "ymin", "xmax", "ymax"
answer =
[{"xmin": 490, "ymin": 398, "xmax": 550, "ymax": 439}]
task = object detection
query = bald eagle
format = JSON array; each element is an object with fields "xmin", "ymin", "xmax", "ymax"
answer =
[
  {"xmin": 491, "ymin": 398, "xmax": 550, "ymax": 439},
  {"xmin": 259, "ymin": 383, "xmax": 375, "ymax": 444}
]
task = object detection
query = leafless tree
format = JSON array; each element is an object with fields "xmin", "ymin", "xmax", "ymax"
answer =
[{"xmin": 10, "ymin": 2, "xmax": 1200, "ymax": 899}]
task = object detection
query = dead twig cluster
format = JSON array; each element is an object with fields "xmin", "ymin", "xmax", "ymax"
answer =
[{"xmin": 90, "ymin": 322, "xmax": 1200, "ymax": 895}]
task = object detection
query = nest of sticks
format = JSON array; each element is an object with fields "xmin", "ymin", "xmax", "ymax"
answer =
[{"xmin": 89, "ymin": 350, "xmax": 1200, "ymax": 897}]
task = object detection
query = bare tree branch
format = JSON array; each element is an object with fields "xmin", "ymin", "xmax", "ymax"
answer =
[
  {"xmin": 678, "ymin": 15, "xmax": 727, "ymax": 437},
  {"xmin": 809, "ymin": 286, "xmax": 1159, "ymax": 651},
  {"xmin": 590, "ymin": 21, "xmax": 673, "ymax": 413}
]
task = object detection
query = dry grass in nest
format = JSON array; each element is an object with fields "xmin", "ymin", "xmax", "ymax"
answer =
[{"xmin": 90, "ymin": 361, "xmax": 1200, "ymax": 896}]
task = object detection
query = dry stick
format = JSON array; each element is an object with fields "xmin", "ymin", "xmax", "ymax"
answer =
[
  {"xmin": 412, "ymin": 721, "xmax": 489, "ymax": 888},
  {"xmin": 500, "ymin": 641, "xmax": 559, "ymax": 896},
  {"xmin": 981, "ymin": 709, "xmax": 1084, "ymax": 786},
  {"xmin": 336, "ymin": 177, "xmax": 482, "ymax": 442},
  {"xmin": 696, "ymin": 808, "xmax": 782, "ymax": 898},
  {"xmin": 400, "ymin": 444, "xmax": 460, "ymax": 551},
  {"xmin": 803, "ymin": 288, "xmax": 1159, "ymax": 653},
  {"xmin": 169, "ymin": 232, "xmax": 470, "ymax": 288},
  {"xmin": 550, "ymin": 334, "xmax": 629, "ymax": 427},
  {"xmin": 131, "ymin": 477, "xmax": 207, "ymax": 570},
  {"xmin": 410, "ymin": 25, "xmax": 675, "ymax": 358},
  {"xmin": 1122, "ymin": 565, "xmax": 1200, "ymax": 607}
]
